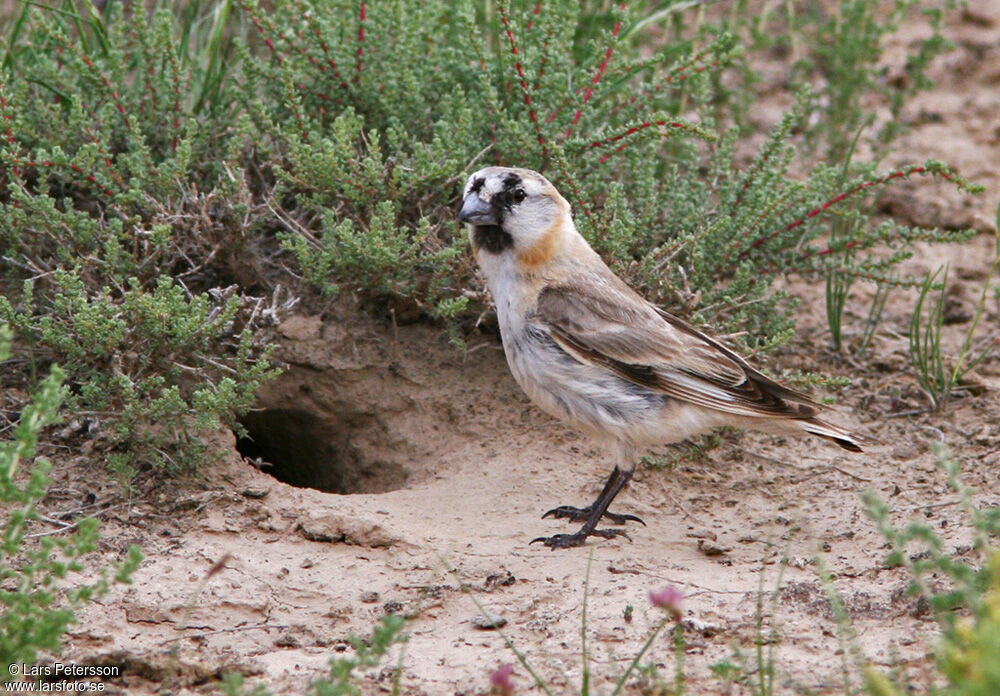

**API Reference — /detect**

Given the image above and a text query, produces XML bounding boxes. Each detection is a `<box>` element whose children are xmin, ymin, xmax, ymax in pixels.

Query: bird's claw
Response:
<box><xmin>530</xmin><ymin>528</ymin><xmax>631</xmax><ymax>550</ymax></box>
<box><xmin>542</xmin><ymin>505</ymin><xmax>645</xmax><ymax>526</ymax></box>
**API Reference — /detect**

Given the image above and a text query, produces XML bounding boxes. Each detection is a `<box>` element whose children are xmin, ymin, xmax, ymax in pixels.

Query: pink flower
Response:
<box><xmin>490</xmin><ymin>663</ymin><xmax>515</xmax><ymax>695</ymax></box>
<box><xmin>649</xmin><ymin>585</ymin><xmax>684</xmax><ymax>619</ymax></box>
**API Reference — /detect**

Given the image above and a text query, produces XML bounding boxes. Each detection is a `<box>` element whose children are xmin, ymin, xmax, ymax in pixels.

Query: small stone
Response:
<box><xmin>682</xmin><ymin>617</ymin><xmax>720</xmax><ymax>637</ymax></box>
<box><xmin>484</xmin><ymin>570</ymin><xmax>516</xmax><ymax>590</ymax></box>
<box><xmin>360</xmin><ymin>591</ymin><xmax>380</xmax><ymax>604</ymax></box>
<box><xmin>275</xmin><ymin>633</ymin><xmax>300</xmax><ymax>648</ymax></box>
<box><xmin>890</xmin><ymin>445</ymin><xmax>919</xmax><ymax>461</ymax></box>
<box><xmin>241</xmin><ymin>487</ymin><xmax>269</xmax><ymax>499</ymax></box>
<box><xmin>471</xmin><ymin>612</ymin><xmax>507</xmax><ymax>630</ymax></box>
<box><xmin>697</xmin><ymin>539</ymin><xmax>731</xmax><ymax>556</ymax></box>
<box><xmin>383</xmin><ymin>600</ymin><xmax>405</xmax><ymax>615</ymax></box>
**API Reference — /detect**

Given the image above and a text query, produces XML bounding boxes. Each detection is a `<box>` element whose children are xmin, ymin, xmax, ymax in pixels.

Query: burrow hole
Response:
<box><xmin>235</xmin><ymin>406</ymin><xmax>408</xmax><ymax>494</ymax></box>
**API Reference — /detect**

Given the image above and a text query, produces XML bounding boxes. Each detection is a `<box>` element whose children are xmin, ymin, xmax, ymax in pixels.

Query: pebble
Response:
<box><xmin>682</xmin><ymin>617</ymin><xmax>720</xmax><ymax>637</ymax></box>
<box><xmin>697</xmin><ymin>539</ymin><xmax>732</xmax><ymax>556</ymax></box>
<box><xmin>471</xmin><ymin>612</ymin><xmax>507</xmax><ymax>629</ymax></box>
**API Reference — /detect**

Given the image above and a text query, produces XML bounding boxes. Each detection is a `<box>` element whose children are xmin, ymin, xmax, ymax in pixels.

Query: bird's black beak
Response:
<box><xmin>458</xmin><ymin>195</ymin><xmax>499</xmax><ymax>226</ymax></box>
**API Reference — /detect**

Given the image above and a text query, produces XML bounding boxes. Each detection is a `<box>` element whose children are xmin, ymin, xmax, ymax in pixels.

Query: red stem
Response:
<box><xmin>526</xmin><ymin>0</ymin><xmax>543</xmax><ymax>30</ymax></box>
<box><xmin>720</xmin><ymin>144</ymin><xmax>783</xmax><ymax>263</ymax></box>
<box><xmin>554</xmin><ymin>159</ymin><xmax>592</xmax><ymax>219</ymax></box>
<box><xmin>0</xmin><ymin>91</ymin><xmax>20</xmax><ymax>178</ymax></box>
<box><xmin>545</xmin><ymin>95</ymin><xmax>572</xmax><ymax>125</ymax></box>
<box><xmin>497</xmin><ymin>1</ymin><xmax>546</xmax><ymax>153</ymax></box>
<box><xmin>738</xmin><ymin>165</ymin><xmax>952</xmax><ymax>260</ymax></box>
<box><xmin>54</xmin><ymin>34</ymin><xmax>127</xmax><ymax>118</ymax></box>
<box><xmin>589</xmin><ymin>120</ymin><xmax>693</xmax><ymax>163</ymax></box>
<box><xmin>301</xmin><ymin>5</ymin><xmax>351</xmax><ymax>92</ymax></box>
<box><xmin>610</xmin><ymin>52</ymin><xmax>721</xmax><ymax>118</ymax></box>
<box><xmin>81</xmin><ymin>123</ymin><xmax>120</xmax><ymax>185</ymax></box>
<box><xmin>5</xmin><ymin>156</ymin><xmax>115</xmax><ymax>197</ymax></box>
<box><xmin>355</xmin><ymin>2</ymin><xmax>366</xmax><ymax>85</ymax></box>
<box><xmin>565</xmin><ymin>2</ymin><xmax>626</xmax><ymax>138</ymax></box>
<box><xmin>532</xmin><ymin>18</ymin><xmax>554</xmax><ymax>93</ymax></box>
<box><xmin>238</xmin><ymin>1</ymin><xmax>283</xmax><ymax>63</ymax></box>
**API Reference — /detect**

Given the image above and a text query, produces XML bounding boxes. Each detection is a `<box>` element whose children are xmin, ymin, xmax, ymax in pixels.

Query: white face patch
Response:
<box><xmin>462</xmin><ymin>167</ymin><xmax>565</xmax><ymax>253</ymax></box>
<box><xmin>463</xmin><ymin>167</ymin><xmax>550</xmax><ymax>203</ymax></box>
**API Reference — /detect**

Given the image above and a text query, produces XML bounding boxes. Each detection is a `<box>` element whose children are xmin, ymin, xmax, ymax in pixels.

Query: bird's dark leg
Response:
<box><xmin>532</xmin><ymin>465</ymin><xmax>639</xmax><ymax>549</ymax></box>
<box><xmin>541</xmin><ymin>465</ymin><xmax>645</xmax><ymax>526</ymax></box>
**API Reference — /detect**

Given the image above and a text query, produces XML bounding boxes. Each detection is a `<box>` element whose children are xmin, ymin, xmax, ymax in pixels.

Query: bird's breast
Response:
<box><xmin>500</xmin><ymin>321</ymin><xmax>666</xmax><ymax>444</ymax></box>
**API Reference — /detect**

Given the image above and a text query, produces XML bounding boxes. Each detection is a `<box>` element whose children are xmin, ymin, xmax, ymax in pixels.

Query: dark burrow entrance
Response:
<box><xmin>235</xmin><ymin>407</ymin><xmax>409</xmax><ymax>494</ymax></box>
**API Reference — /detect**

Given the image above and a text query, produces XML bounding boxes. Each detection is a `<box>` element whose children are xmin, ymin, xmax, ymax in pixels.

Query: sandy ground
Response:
<box><xmin>23</xmin><ymin>2</ymin><xmax>1000</xmax><ymax>695</ymax></box>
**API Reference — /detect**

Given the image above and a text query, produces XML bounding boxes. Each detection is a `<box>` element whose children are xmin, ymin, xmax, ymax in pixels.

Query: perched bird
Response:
<box><xmin>459</xmin><ymin>166</ymin><xmax>862</xmax><ymax>549</ymax></box>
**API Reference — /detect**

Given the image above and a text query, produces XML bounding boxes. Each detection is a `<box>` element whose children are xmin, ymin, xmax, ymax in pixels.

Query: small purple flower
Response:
<box><xmin>649</xmin><ymin>585</ymin><xmax>684</xmax><ymax>619</ymax></box>
<box><xmin>490</xmin><ymin>663</ymin><xmax>515</xmax><ymax>695</ymax></box>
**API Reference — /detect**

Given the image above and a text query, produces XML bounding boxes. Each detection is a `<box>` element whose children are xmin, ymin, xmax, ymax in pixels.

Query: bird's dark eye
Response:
<box><xmin>512</xmin><ymin>189</ymin><xmax>526</xmax><ymax>203</ymax></box>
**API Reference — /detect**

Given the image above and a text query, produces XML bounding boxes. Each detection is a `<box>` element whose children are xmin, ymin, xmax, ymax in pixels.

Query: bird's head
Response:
<box><xmin>459</xmin><ymin>167</ymin><xmax>572</xmax><ymax>266</ymax></box>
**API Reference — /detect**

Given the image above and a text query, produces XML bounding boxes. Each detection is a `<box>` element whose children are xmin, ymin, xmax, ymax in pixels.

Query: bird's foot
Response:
<box><xmin>542</xmin><ymin>504</ymin><xmax>645</xmax><ymax>526</ymax></box>
<box><xmin>530</xmin><ymin>527</ymin><xmax>631</xmax><ymax>550</ymax></box>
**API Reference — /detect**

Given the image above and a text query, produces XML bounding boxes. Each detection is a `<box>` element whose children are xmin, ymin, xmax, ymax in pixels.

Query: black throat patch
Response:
<box><xmin>468</xmin><ymin>172</ymin><xmax>522</xmax><ymax>255</ymax></box>
<box><xmin>472</xmin><ymin>224</ymin><xmax>514</xmax><ymax>254</ymax></box>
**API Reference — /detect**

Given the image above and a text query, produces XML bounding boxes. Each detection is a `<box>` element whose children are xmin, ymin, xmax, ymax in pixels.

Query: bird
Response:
<box><xmin>458</xmin><ymin>166</ymin><xmax>862</xmax><ymax>549</ymax></box>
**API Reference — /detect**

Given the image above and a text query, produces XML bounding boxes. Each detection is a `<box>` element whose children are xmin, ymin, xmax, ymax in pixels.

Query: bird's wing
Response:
<box><xmin>533</xmin><ymin>278</ymin><xmax>822</xmax><ymax>419</ymax></box>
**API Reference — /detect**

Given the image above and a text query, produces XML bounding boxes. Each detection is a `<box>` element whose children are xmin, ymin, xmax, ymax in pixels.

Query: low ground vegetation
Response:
<box><xmin>0</xmin><ymin>0</ymin><xmax>997</xmax><ymax>693</ymax></box>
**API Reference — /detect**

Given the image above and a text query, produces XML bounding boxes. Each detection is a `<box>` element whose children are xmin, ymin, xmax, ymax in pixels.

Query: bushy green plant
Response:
<box><xmin>0</xmin><ymin>2</ymin><xmax>278</xmax><ymax>474</ymax></box>
<box><xmin>0</xmin><ymin>273</ymin><xmax>277</xmax><ymax>474</ymax></box>
<box><xmin>937</xmin><ymin>551</ymin><xmax>1000</xmax><ymax>695</ymax></box>
<box><xmin>753</xmin><ymin>0</ymin><xmax>963</xmax><ymax>352</ymax></box>
<box><xmin>862</xmin><ymin>444</ymin><xmax>1000</xmax><ymax>694</ymax></box>
<box><xmin>0</xmin><ymin>326</ymin><xmax>142</xmax><ymax>680</ymax></box>
<box><xmin>237</xmin><ymin>0</ymin><xmax>978</xmax><ymax>351</ymax></box>
<box><xmin>778</xmin><ymin>0</ymin><xmax>956</xmax><ymax>163</ymax></box>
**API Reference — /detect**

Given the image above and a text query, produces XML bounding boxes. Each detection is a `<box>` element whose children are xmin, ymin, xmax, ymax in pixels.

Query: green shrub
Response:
<box><xmin>0</xmin><ymin>325</ymin><xmax>142</xmax><ymax>679</ymax></box>
<box><xmin>938</xmin><ymin>551</ymin><xmax>1000</xmax><ymax>695</ymax></box>
<box><xmin>863</xmin><ymin>444</ymin><xmax>1000</xmax><ymax>694</ymax></box>
<box><xmin>779</xmin><ymin>0</ymin><xmax>957</xmax><ymax>163</ymax></box>
<box><xmin>0</xmin><ymin>273</ymin><xmax>277</xmax><ymax>475</ymax></box>
<box><xmin>238</xmin><ymin>0</ymin><xmax>979</xmax><ymax>350</ymax></box>
<box><xmin>0</xmin><ymin>0</ymin><xmax>984</xmax><ymax>480</ymax></box>
<box><xmin>0</xmin><ymin>2</ymin><xmax>278</xmax><ymax>474</ymax></box>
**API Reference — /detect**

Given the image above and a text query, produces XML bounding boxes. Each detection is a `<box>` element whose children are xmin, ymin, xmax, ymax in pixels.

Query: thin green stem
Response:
<box><xmin>948</xmin><ymin>237</ymin><xmax>1000</xmax><ymax>390</ymax></box>
<box><xmin>437</xmin><ymin>554</ymin><xmax>556</xmax><ymax>696</ymax></box>
<box><xmin>611</xmin><ymin>617</ymin><xmax>672</xmax><ymax>696</ymax></box>
<box><xmin>673</xmin><ymin>622</ymin><xmax>685</xmax><ymax>695</ymax></box>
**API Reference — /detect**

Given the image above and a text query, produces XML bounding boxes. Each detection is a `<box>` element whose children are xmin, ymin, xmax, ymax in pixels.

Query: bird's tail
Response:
<box><xmin>798</xmin><ymin>417</ymin><xmax>863</xmax><ymax>452</ymax></box>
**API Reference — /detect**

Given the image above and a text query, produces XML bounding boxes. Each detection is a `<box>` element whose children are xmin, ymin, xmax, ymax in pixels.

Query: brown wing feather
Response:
<box><xmin>534</xmin><ymin>277</ymin><xmax>822</xmax><ymax>420</ymax></box>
